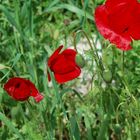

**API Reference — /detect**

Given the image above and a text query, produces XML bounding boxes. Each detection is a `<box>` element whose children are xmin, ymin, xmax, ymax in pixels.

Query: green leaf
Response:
<box><xmin>70</xmin><ymin>116</ymin><xmax>80</xmax><ymax>140</ymax></box>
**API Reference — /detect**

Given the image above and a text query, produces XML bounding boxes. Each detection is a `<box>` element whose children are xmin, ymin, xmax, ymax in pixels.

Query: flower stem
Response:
<box><xmin>73</xmin><ymin>30</ymin><xmax>104</xmax><ymax>76</ymax></box>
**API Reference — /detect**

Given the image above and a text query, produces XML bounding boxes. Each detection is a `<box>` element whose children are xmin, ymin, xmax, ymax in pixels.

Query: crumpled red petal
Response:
<box><xmin>26</xmin><ymin>80</ymin><xmax>44</xmax><ymax>102</ymax></box>
<box><xmin>4</xmin><ymin>77</ymin><xmax>30</xmax><ymax>101</ymax></box>
<box><xmin>54</xmin><ymin>66</ymin><xmax>81</xmax><ymax>83</ymax></box>
<box><xmin>4</xmin><ymin>77</ymin><xmax>43</xmax><ymax>102</ymax></box>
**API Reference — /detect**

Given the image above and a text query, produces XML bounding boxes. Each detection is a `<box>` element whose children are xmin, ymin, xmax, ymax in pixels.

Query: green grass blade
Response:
<box><xmin>70</xmin><ymin>116</ymin><xmax>80</xmax><ymax>140</ymax></box>
<box><xmin>44</xmin><ymin>4</ymin><xmax>93</xmax><ymax>21</ymax></box>
<box><xmin>0</xmin><ymin>5</ymin><xmax>21</xmax><ymax>32</ymax></box>
<box><xmin>97</xmin><ymin>114</ymin><xmax>110</xmax><ymax>140</ymax></box>
<box><xmin>0</xmin><ymin>112</ymin><xmax>24</xmax><ymax>140</ymax></box>
<box><xmin>11</xmin><ymin>53</ymin><xmax>21</xmax><ymax>67</ymax></box>
<box><xmin>84</xmin><ymin>116</ymin><xmax>93</xmax><ymax>140</ymax></box>
<box><xmin>47</xmin><ymin>0</ymin><xmax>60</xmax><ymax>9</ymax></box>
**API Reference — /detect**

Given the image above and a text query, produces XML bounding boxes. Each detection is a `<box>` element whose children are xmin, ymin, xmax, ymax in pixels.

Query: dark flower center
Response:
<box><xmin>122</xmin><ymin>27</ymin><xmax>129</xmax><ymax>33</ymax></box>
<box><xmin>15</xmin><ymin>83</ymin><xmax>20</xmax><ymax>88</ymax></box>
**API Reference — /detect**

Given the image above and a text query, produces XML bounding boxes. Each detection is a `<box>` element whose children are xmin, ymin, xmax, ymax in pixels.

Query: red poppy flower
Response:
<box><xmin>48</xmin><ymin>45</ymin><xmax>81</xmax><ymax>83</ymax></box>
<box><xmin>4</xmin><ymin>77</ymin><xmax>44</xmax><ymax>102</ymax></box>
<box><xmin>94</xmin><ymin>0</ymin><xmax>140</xmax><ymax>51</ymax></box>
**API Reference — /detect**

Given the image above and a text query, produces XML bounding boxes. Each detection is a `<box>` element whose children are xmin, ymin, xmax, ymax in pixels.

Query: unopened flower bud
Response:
<box><xmin>103</xmin><ymin>69</ymin><xmax>112</xmax><ymax>83</ymax></box>
<box><xmin>75</xmin><ymin>54</ymin><xmax>85</xmax><ymax>68</ymax></box>
<box><xmin>114</xmin><ymin>124</ymin><xmax>122</xmax><ymax>134</ymax></box>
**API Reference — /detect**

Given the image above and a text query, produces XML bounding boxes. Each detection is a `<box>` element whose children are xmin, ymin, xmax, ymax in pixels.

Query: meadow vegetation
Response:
<box><xmin>1</xmin><ymin>0</ymin><xmax>140</xmax><ymax>139</ymax></box>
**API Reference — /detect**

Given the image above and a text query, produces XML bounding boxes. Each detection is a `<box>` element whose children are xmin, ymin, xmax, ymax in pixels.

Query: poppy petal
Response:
<box><xmin>107</xmin><ymin>3</ymin><xmax>133</xmax><ymax>34</ymax></box>
<box><xmin>26</xmin><ymin>80</ymin><xmax>44</xmax><ymax>102</ymax></box>
<box><xmin>4</xmin><ymin>77</ymin><xmax>30</xmax><ymax>101</ymax></box>
<box><xmin>95</xmin><ymin>5</ymin><xmax>132</xmax><ymax>50</ymax></box>
<box><xmin>54</xmin><ymin>66</ymin><xmax>81</xmax><ymax>83</ymax></box>
<box><xmin>61</xmin><ymin>49</ymin><xmax>77</xmax><ymax>62</ymax></box>
<box><xmin>48</xmin><ymin>45</ymin><xmax>63</xmax><ymax>66</ymax></box>
<box><xmin>51</xmin><ymin>55</ymin><xmax>76</xmax><ymax>74</ymax></box>
<box><xmin>13</xmin><ymin>81</ymin><xmax>30</xmax><ymax>100</ymax></box>
<box><xmin>106</xmin><ymin>0</ymin><xmax>137</xmax><ymax>11</ymax></box>
<box><xmin>129</xmin><ymin>22</ymin><xmax>140</xmax><ymax>40</ymax></box>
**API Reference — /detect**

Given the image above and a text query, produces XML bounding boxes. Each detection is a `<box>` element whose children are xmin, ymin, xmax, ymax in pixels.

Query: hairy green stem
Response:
<box><xmin>122</xmin><ymin>51</ymin><xmax>125</xmax><ymax>74</ymax></box>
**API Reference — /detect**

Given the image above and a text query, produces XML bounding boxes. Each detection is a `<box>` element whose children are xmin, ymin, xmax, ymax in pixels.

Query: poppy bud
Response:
<box><xmin>103</xmin><ymin>69</ymin><xmax>112</xmax><ymax>83</ymax></box>
<box><xmin>75</xmin><ymin>54</ymin><xmax>85</xmax><ymax>68</ymax></box>
<box><xmin>114</xmin><ymin>124</ymin><xmax>122</xmax><ymax>134</ymax></box>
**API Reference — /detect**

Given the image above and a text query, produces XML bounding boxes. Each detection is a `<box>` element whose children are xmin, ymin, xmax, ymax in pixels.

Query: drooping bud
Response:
<box><xmin>113</xmin><ymin>124</ymin><xmax>122</xmax><ymax>134</ymax></box>
<box><xmin>75</xmin><ymin>54</ymin><xmax>85</xmax><ymax>68</ymax></box>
